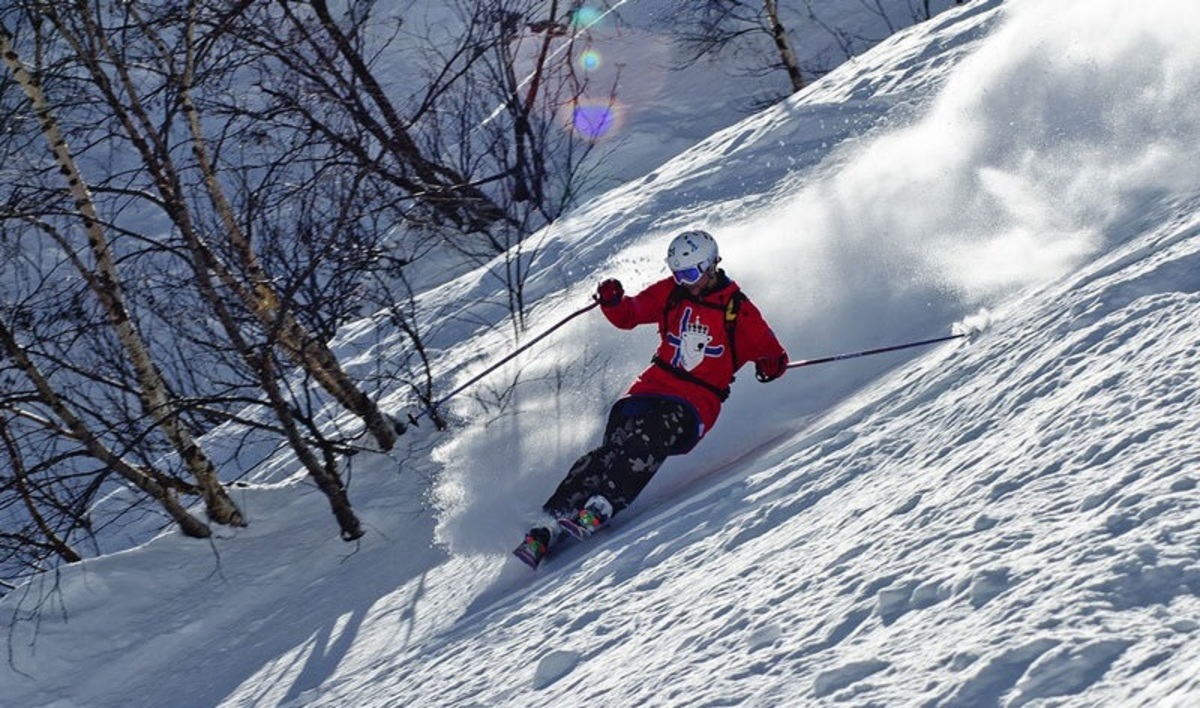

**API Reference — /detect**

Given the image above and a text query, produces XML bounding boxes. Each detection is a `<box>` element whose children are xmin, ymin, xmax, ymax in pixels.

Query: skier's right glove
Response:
<box><xmin>755</xmin><ymin>354</ymin><xmax>788</xmax><ymax>383</ymax></box>
<box><xmin>597</xmin><ymin>278</ymin><xmax>624</xmax><ymax>307</ymax></box>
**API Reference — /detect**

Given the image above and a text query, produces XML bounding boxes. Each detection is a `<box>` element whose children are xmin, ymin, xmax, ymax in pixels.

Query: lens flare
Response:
<box><xmin>578</xmin><ymin>49</ymin><xmax>602</xmax><ymax>72</ymax></box>
<box><xmin>565</xmin><ymin>99</ymin><xmax>624</xmax><ymax>142</ymax></box>
<box><xmin>571</xmin><ymin>7</ymin><xmax>604</xmax><ymax>28</ymax></box>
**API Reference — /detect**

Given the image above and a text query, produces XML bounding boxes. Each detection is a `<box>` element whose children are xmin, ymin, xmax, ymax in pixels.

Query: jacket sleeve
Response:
<box><xmin>737</xmin><ymin>299</ymin><xmax>788</xmax><ymax>368</ymax></box>
<box><xmin>601</xmin><ymin>277</ymin><xmax>674</xmax><ymax>330</ymax></box>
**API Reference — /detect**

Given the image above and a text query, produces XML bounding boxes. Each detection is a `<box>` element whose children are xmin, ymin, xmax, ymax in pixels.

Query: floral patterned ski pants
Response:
<box><xmin>542</xmin><ymin>396</ymin><xmax>701</xmax><ymax>518</ymax></box>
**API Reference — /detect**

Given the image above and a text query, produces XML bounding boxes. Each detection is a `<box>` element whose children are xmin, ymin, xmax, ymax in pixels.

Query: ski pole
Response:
<box><xmin>400</xmin><ymin>300</ymin><xmax>601</xmax><ymax>431</ymax></box>
<box><xmin>786</xmin><ymin>332</ymin><xmax>966</xmax><ymax>369</ymax></box>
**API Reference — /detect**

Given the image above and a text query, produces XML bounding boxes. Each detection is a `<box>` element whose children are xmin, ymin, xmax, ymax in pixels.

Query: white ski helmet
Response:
<box><xmin>666</xmin><ymin>230</ymin><xmax>719</xmax><ymax>284</ymax></box>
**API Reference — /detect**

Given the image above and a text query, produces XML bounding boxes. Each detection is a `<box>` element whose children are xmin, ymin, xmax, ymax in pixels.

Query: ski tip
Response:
<box><xmin>512</xmin><ymin>547</ymin><xmax>542</xmax><ymax>570</ymax></box>
<box><xmin>557</xmin><ymin>517</ymin><xmax>588</xmax><ymax>541</ymax></box>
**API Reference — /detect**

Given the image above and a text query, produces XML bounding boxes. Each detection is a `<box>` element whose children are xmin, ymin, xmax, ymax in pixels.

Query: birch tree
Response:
<box><xmin>0</xmin><ymin>314</ymin><xmax>212</xmax><ymax>542</ymax></box>
<box><xmin>0</xmin><ymin>0</ymin><xmax>629</xmax><ymax>578</ymax></box>
<box><xmin>666</xmin><ymin>0</ymin><xmax>805</xmax><ymax>103</ymax></box>
<box><xmin>1</xmin><ymin>22</ymin><xmax>245</xmax><ymax>527</ymax></box>
<box><xmin>31</xmin><ymin>0</ymin><xmax>398</xmax><ymax>453</ymax></box>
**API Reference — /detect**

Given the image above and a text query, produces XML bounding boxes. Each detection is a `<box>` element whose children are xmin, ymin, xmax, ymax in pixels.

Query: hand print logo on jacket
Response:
<box><xmin>668</xmin><ymin>306</ymin><xmax>725</xmax><ymax>371</ymax></box>
<box><xmin>598</xmin><ymin>272</ymin><xmax>787</xmax><ymax>435</ymax></box>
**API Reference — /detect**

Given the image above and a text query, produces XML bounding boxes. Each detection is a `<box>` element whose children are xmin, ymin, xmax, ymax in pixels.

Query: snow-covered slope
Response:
<box><xmin>3</xmin><ymin>0</ymin><xmax>1200</xmax><ymax>705</ymax></box>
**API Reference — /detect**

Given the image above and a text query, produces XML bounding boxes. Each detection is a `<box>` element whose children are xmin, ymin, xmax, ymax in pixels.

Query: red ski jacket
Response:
<box><xmin>601</xmin><ymin>272</ymin><xmax>788</xmax><ymax>438</ymax></box>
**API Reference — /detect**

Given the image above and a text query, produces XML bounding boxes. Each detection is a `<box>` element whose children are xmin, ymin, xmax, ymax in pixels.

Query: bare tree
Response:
<box><xmin>1</xmin><ymin>21</ymin><xmax>246</xmax><ymax>528</ymax></box>
<box><xmin>665</xmin><ymin>0</ymin><xmax>960</xmax><ymax>109</ymax></box>
<box><xmin>665</xmin><ymin>0</ymin><xmax>805</xmax><ymax>105</ymax></box>
<box><xmin>765</xmin><ymin>0</ymin><xmax>805</xmax><ymax>93</ymax></box>
<box><xmin>0</xmin><ymin>0</ymin><xmax>628</xmax><ymax>589</ymax></box>
<box><xmin>467</xmin><ymin>0</ymin><xmax>612</xmax><ymax>330</ymax></box>
<box><xmin>0</xmin><ymin>417</ymin><xmax>84</xmax><ymax>568</ymax></box>
<box><xmin>0</xmin><ymin>314</ymin><xmax>212</xmax><ymax>541</ymax></box>
<box><xmin>0</xmin><ymin>1</ymin><xmax>374</xmax><ymax>559</ymax></box>
<box><xmin>33</xmin><ymin>0</ymin><xmax>399</xmax><ymax>453</ymax></box>
<box><xmin>227</xmin><ymin>0</ymin><xmax>610</xmax><ymax>328</ymax></box>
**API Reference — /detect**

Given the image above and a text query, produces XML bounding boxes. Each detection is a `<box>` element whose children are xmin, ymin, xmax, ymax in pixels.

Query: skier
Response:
<box><xmin>514</xmin><ymin>230</ymin><xmax>789</xmax><ymax>568</ymax></box>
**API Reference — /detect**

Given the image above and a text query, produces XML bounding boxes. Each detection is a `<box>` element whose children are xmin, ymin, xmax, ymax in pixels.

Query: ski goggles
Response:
<box><xmin>671</xmin><ymin>261</ymin><xmax>711</xmax><ymax>285</ymax></box>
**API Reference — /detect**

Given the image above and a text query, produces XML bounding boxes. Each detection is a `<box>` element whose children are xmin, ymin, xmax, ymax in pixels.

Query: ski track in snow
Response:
<box><xmin>3</xmin><ymin>0</ymin><xmax>1200</xmax><ymax>706</ymax></box>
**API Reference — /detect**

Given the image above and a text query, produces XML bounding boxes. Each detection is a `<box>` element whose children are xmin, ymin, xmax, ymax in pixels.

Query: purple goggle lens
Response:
<box><xmin>672</xmin><ymin>265</ymin><xmax>705</xmax><ymax>285</ymax></box>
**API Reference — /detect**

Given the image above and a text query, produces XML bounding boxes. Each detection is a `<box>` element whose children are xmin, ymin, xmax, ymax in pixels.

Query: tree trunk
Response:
<box><xmin>0</xmin><ymin>317</ymin><xmax>213</xmax><ymax>539</ymax></box>
<box><xmin>763</xmin><ymin>0</ymin><xmax>805</xmax><ymax>93</ymax></box>
<box><xmin>177</xmin><ymin>3</ymin><xmax>396</xmax><ymax>452</ymax></box>
<box><xmin>305</xmin><ymin>0</ymin><xmax>511</xmax><ymax>233</ymax></box>
<box><xmin>259</xmin><ymin>352</ymin><xmax>363</xmax><ymax>541</ymax></box>
<box><xmin>35</xmin><ymin>4</ymin><xmax>397</xmax><ymax>454</ymax></box>
<box><xmin>1</xmin><ymin>24</ymin><xmax>243</xmax><ymax>528</ymax></box>
<box><xmin>1</xmin><ymin>420</ymin><xmax>84</xmax><ymax>563</ymax></box>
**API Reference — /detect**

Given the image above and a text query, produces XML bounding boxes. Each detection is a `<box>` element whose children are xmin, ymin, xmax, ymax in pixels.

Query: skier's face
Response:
<box><xmin>684</xmin><ymin>269</ymin><xmax>715</xmax><ymax>296</ymax></box>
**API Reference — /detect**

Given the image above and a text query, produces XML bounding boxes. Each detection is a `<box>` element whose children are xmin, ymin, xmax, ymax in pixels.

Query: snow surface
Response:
<box><xmin>4</xmin><ymin>0</ymin><xmax>1200</xmax><ymax>705</ymax></box>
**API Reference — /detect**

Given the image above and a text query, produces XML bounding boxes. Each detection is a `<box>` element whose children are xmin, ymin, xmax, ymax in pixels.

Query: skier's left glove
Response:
<box><xmin>755</xmin><ymin>354</ymin><xmax>787</xmax><ymax>383</ymax></box>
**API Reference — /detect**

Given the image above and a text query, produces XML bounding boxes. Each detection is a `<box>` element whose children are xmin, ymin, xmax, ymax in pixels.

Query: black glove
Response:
<box><xmin>755</xmin><ymin>354</ymin><xmax>788</xmax><ymax>383</ymax></box>
<box><xmin>597</xmin><ymin>278</ymin><xmax>624</xmax><ymax>307</ymax></box>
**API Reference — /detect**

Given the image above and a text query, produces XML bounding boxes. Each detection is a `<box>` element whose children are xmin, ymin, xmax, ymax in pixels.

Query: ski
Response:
<box><xmin>512</xmin><ymin>544</ymin><xmax>543</xmax><ymax>570</ymax></box>
<box><xmin>556</xmin><ymin>516</ymin><xmax>596</xmax><ymax>541</ymax></box>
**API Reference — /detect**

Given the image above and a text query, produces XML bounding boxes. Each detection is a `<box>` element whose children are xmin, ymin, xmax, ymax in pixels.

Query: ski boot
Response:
<box><xmin>512</xmin><ymin>526</ymin><xmax>553</xmax><ymax>570</ymax></box>
<box><xmin>557</xmin><ymin>495</ymin><xmax>613</xmax><ymax>541</ymax></box>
